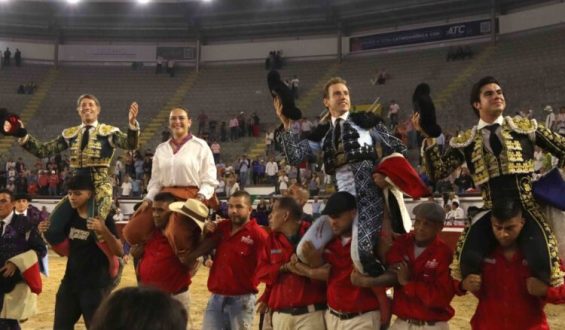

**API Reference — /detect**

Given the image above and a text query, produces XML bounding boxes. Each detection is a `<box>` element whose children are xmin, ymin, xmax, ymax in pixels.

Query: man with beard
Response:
<box><xmin>185</xmin><ymin>191</ymin><xmax>268</xmax><ymax>330</ymax></box>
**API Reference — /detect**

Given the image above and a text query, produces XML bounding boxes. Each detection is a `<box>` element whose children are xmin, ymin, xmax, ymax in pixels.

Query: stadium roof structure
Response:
<box><xmin>0</xmin><ymin>0</ymin><xmax>554</xmax><ymax>42</ymax></box>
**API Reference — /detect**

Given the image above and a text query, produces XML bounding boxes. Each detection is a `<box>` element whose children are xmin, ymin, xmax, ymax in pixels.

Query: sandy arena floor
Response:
<box><xmin>21</xmin><ymin>251</ymin><xmax>565</xmax><ymax>330</ymax></box>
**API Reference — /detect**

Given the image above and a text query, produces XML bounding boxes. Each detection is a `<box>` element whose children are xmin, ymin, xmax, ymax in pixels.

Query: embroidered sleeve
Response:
<box><xmin>110</xmin><ymin>128</ymin><xmax>139</xmax><ymax>150</ymax></box>
<box><xmin>21</xmin><ymin>134</ymin><xmax>69</xmax><ymax>159</ymax></box>
<box><xmin>422</xmin><ymin>144</ymin><xmax>465</xmax><ymax>182</ymax></box>
<box><xmin>534</xmin><ymin>125</ymin><xmax>565</xmax><ymax>167</ymax></box>
<box><xmin>370</xmin><ymin>123</ymin><xmax>407</xmax><ymax>156</ymax></box>
<box><xmin>276</xmin><ymin>129</ymin><xmax>319</xmax><ymax>166</ymax></box>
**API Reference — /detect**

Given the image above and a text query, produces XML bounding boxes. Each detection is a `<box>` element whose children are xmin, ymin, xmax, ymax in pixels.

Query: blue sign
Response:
<box><xmin>350</xmin><ymin>19</ymin><xmax>498</xmax><ymax>52</ymax></box>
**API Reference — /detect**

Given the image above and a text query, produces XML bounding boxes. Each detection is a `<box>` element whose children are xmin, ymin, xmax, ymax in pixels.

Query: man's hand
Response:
<box><xmin>285</xmin><ymin>262</ymin><xmax>308</xmax><ymax>277</ymax></box>
<box><xmin>0</xmin><ymin>261</ymin><xmax>17</xmax><ymax>278</ymax></box>
<box><xmin>372</xmin><ymin>172</ymin><xmax>389</xmax><ymax>189</ymax></box>
<box><xmin>134</xmin><ymin>200</ymin><xmax>152</xmax><ymax>216</ymax></box>
<box><xmin>350</xmin><ymin>268</ymin><xmax>372</xmax><ymax>287</ymax></box>
<box><xmin>87</xmin><ymin>217</ymin><xmax>107</xmax><ymax>235</ymax></box>
<box><xmin>300</xmin><ymin>240</ymin><xmax>320</xmax><ymax>265</ymax></box>
<box><xmin>391</xmin><ymin>261</ymin><xmax>410</xmax><ymax>286</ymax></box>
<box><xmin>526</xmin><ymin>277</ymin><xmax>549</xmax><ymax>297</ymax></box>
<box><xmin>38</xmin><ymin>220</ymin><xmax>50</xmax><ymax>233</ymax></box>
<box><xmin>256</xmin><ymin>301</ymin><xmax>269</xmax><ymax>314</ymax></box>
<box><xmin>411</xmin><ymin>113</ymin><xmax>422</xmax><ymax>133</ymax></box>
<box><xmin>273</xmin><ymin>96</ymin><xmax>291</xmax><ymax>130</ymax></box>
<box><xmin>129</xmin><ymin>102</ymin><xmax>139</xmax><ymax>126</ymax></box>
<box><xmin>462</xmin><ymin>274</ymin><xmax>482</xmax><ymax>293</ymax></box>
<box><xmin>204</xmin><ymin>221</ymin><xmax>218</xmax><ymax>234</ymax></box>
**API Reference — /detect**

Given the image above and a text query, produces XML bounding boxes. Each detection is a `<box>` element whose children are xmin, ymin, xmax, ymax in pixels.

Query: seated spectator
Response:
<box><xmin>90</xmin><ymin>286</ymin><xmax>188</xmax><ymax>330</ymax></box>
<box><xmin>446</xmin><ymin>201</ymin><xmax>465</xmax><ymax>224</ymax></box>
<box><xmin>17</xmin><ymin>84</ymin><xmax>25</xmax><ymax>94</ymax></box>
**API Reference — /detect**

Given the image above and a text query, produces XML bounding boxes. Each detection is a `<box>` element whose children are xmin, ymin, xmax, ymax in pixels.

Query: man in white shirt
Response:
<box><xmin>120</xmin><ymin>176</ymin><xmax>133</xmax><ymax>197</ymax></box>
<box><xmin>265</xmin><ymin>157</ymin><xmax>279</xmax><ymax>189</ymax></box>
<box><xmin>446</xmin><ymin>201</ymin><xmax>465</xmax><ymax>223</ymax></box>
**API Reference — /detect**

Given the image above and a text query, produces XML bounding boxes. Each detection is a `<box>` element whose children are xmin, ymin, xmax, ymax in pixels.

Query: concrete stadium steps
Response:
<box><xmin>1</xmin><ymin>67</ymin><xmax>59</xmax><ymax>158</ymax></box>
<box><xmin>294</xmin><ymin>62</ymin><xmax>341</xmax><ymax>117</ymax></box>
<box><xmin>337</xmin><ymin>46</ymin><xmax>472</xmax><ymax>125</ymax></box>
<box><xmin>25</xmin><ymin>66</ymin><xmax>190</xmax><ymax>141</ymax></box>
<box><xmin>438</xmin><ymin>26</ymin><xmax>565</xmax><ymax>130</ymax></box>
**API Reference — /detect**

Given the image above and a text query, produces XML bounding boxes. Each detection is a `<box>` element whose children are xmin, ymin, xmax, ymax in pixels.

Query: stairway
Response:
<box><xmin>138</xmin><ymin>70</ymin><xmax>199</xmax><ymax>150</ymax></box>
<box><xmin>245</xmin><ymin>62</ymin><xmax>341</xmax><ymax>160</ymax></box>
<box><xmin>434</xmin><ymin>45</ymin><xmax>496</xmax><ymax>110</ymax></box>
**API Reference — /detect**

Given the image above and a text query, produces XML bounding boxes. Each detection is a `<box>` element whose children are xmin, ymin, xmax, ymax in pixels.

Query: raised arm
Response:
<box><xmin>111</xmin><ymin>102</ymin><xmax>140</xmax><ymax>150</ymax></box>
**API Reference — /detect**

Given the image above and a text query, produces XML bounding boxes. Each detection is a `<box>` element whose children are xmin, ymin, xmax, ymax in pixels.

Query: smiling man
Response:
<box><xmin>14</xmin><ymin>94</ymin><xmax>139</xmax><ymax>250</ymax></box>
<box><xmin>415</xmin><ymin>76</ymin><xmax>565</xmax><ymax>287</ymax></box>
<box><xmin>274</xmin><ymin>77</ymin><xmax>413</xmax><ymax>279</ymax></box>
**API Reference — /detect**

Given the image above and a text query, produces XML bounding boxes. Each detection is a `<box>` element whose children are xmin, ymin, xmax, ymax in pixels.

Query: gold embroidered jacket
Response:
<box><xmin>422</xmin><ymin>116</ymin><xmax>565</xmax><ymax>206</ymax></box>
<box><xmin>21</xmin><ymin>123</ymin><xmax>139</xmax><ymax>169</ymax></box>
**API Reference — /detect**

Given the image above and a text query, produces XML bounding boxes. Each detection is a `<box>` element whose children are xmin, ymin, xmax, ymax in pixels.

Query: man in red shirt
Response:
<box><xmin>351</xmin><ymin>201</ymin><xmax>455</xmax><ymax>329</ymax></box>
<box><xmin>297</xmin><ymin>191</ymin><xmax>381</xmax><ymax>329</ymax></box>
<box><xmin>460</xmin><ymin>199</ymin><xmax>565</xmax><ymax>330</ymax></box>
<box><xmin>196</xmin><ymin>190</ymin><xmax>268</xmax><ymax>330</ymax></box>
<box><xmin>255</xmin><ymin>197</ymin><xmax>326</xmax><ymax>329</ymax></box>
<box><xmin>135</xmin><ymin>192</ymin><xmax>208</xmax><ymax>329</ymax></box>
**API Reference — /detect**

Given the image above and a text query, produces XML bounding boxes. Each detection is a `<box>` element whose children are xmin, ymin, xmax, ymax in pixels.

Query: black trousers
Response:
<box><xmin>460</xmin><ymin>210</ymin><xmax>551</xmax><ymax>284</ymax></box>
<box><xmin>54</xmin><ymin>281</ymin><xmax>111</xmax><ymax>330</ymax></box>
<box><xmin>0</xmin><ymin>319</ymin><xmax>20</xmax><ymax>330</ymax></box>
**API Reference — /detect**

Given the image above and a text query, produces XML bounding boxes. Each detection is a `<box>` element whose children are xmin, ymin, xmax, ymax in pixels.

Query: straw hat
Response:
<box><xmin>168</xmin><ymin>198</ymin><xmax>209</xmax><ymax>230</ymax></box>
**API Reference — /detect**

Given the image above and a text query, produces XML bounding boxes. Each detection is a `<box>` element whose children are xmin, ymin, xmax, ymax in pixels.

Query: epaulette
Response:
<box><xmin>505</xmin><ymin>116</ymin><xmax>537</xmax><ymax>134</ymax></box>
<box><xmin>349</xmin><ymin>111</ymin><xmax>384</xmax><ymax>129</ymax></box>
<box><xmin>62</xmin><ymin>125</ymin><xmax>81</xmax><ymax>139</ymax></box>
<box><xmin>449</xmin><ymin>127</ymin><xmax>477</xmax><ymax>148</ymax></box>
<box><xmin>306</xmin><ymin>122</ymin><xmax>330</xmax><ymax>142</ymax></box>
<box><xmin>97</xmin><ymin>124</ymin><xmax>120</xmax><ymax>136</ymax></box>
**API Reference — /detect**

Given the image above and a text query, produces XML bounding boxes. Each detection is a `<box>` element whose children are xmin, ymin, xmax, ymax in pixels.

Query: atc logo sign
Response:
<box><xmin>447</xmin><ymin>25</ymin><xmax>466</xmax><ymax>36</ymax></box>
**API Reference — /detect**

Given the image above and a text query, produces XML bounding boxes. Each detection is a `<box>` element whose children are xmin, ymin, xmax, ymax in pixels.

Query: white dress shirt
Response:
<box><xmin>145</xmin><ymin>136</ymin><xmax>218</xmax><ymax>201</ymax></box>
<box><xmin>1</xmin><ymin>212</ymin><xmax>14</xmax><ymax>236</ymax></box>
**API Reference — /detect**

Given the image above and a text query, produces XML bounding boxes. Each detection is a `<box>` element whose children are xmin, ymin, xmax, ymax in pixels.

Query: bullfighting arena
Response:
<box><xmin>21</xmin><ymin>250</ymin><xmax>565</xmax><ymax>330</ymax></box>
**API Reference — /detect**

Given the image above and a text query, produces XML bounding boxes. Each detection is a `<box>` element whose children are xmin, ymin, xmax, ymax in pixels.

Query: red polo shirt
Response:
<box><xmin>324</xmin><ymin>236</ymin><xmax>379</xmax><ymax>313</ymax></box>
<box><xmin>207</xmin><ymin>219</ymin><xmax>268</xmax><ymax>295</ymax></box>
<box><xmin>138</xmin><ymin>229</ymin><xmax>191</xmax><ymax>294</ymax></box>
<box><xmin>386</xmin><ymin>233</ymin><xmax>455</xmax><ymax>322</ymax></box>
<box><xmin>255</xmin><ymin>222</ymin><xmax>326</xmax><ymax>310</ymax></box>
<box><xmin>471</xmin><ymin>248</ymin><xmax>551</xmax><ymax>330</ymax></box>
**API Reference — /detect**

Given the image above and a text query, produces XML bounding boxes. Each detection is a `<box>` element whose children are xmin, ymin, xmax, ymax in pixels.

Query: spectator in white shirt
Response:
<box><xmin>265</xmin><ymin>157</ymin><xmax>279</xmax><ymax>189</ymax></box>
<box><xmin>121</xmin><ymin>176</ymin><xmax>132</xmax><ymax>197</ymax></box>
<box><xmin>446</xmin><ymin>201</ymin><xmax>465</xmax><ymax>224</ymax></box>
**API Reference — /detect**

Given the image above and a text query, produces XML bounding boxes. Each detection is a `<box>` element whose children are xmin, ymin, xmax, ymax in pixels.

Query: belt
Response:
<box><xmin>276</xmin><ymin>303</ymin><xmax>327</xmax><ymax>316</ymax></box>
<box><xmin>329</xmin><ymin>308</ymin><xmax>371</xmax><ymax>320</ymax></box>
<box><xmin>400</xmin><ymin>318</ymin><xmax>437</xmax><ymax>326</ymax></box>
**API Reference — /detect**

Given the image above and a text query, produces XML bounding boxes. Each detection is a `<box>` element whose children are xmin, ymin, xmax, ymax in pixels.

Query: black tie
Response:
<box><xmin>81</xmin><ymin>125</ymin><xmax>92</xmax><ymax>150</ymax></box>
<box><xmin>486</xmin><ymin>124</ymin><xmax>502</xmax><ymax>156</ymax></box>
<box><xmin>0</xmin><ymin>220</ymin><xmax>4</xmax><ymax>237</ymax></box>
<box><xmin>333</xmin><ymin>118</ymin><xmax>342</xmax><ymax>149</ymax></box>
